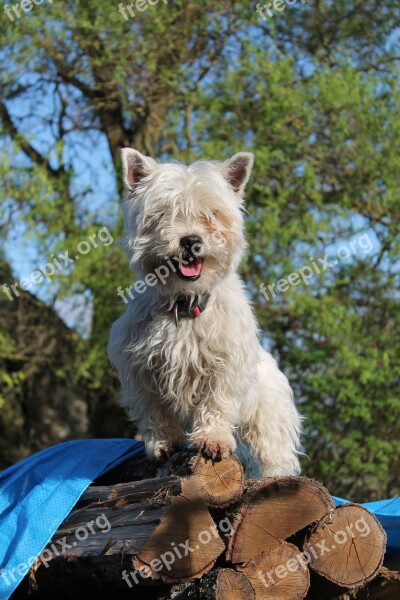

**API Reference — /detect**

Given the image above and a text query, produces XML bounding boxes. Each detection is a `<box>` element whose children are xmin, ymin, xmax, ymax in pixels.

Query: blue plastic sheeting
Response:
<box><xmin>333</xmin><ymin>496</ymin><xmax>400</xmax><ymax>553</ymax></box>
<box><xmin>0</xmin><ymin>439</ymin><xmax>144</xmax><ymax>599</ymax></box>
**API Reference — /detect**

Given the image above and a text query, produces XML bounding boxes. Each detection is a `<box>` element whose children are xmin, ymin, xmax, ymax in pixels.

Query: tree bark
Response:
<box><xmin>354</xmin><ymin>566</ymin><xmax>400</xmax><ymax>600</ymax></box>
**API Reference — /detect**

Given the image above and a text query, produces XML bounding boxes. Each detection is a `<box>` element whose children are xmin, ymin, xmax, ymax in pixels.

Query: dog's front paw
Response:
<box><xmin>195</xmin><ymin>435</ymin><xmax>236</xmax><ymax>460</ymax></box>
<box><xmin>146</xmin><ymin>440</ymin><xmax>183</xmax><ymax>461</ymax></box>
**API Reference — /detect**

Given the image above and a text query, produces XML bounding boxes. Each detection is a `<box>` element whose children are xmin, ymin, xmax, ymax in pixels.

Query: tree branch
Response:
<box><xmin>0</xmin><ymin>100</ymin><xmax>62</xmax><ymax>178</ymax></box>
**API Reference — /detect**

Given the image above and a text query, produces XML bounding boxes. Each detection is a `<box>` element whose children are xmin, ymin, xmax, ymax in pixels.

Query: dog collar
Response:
<box><xmin>172</xmin><ymin>293</ymin><xmax>210</xmax><ymax>326</ymax></box>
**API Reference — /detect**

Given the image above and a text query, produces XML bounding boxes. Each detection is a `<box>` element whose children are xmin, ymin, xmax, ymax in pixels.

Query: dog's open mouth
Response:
<box><xmin>174</xmin><ymin>256</ymin><xmax>204</xmax><ymax>281</ymax></box>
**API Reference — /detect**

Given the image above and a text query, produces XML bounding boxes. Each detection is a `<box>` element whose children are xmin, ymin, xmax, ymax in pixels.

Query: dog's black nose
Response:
<box><xmin>180</xmin><ymin>235</ymin><xmax>203</xmax><ymax>255</ymax></box>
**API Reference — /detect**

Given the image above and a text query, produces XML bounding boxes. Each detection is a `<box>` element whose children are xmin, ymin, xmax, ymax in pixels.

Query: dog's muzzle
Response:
<box><xmin>173</xmin><ymin>235</ymin><xmax>204</xmax><ymax>281</ymax></box>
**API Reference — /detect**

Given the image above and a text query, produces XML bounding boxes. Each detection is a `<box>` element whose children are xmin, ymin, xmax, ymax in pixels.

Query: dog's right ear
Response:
<box><xmin>121</xmin><ymin>148</ymin><xmax>157</xmax><ymax>192</ymax></box>
<box><xmin>222</xmin><ymin>152</ymin><xmax>254</xmax><ymax>196</ymax></box>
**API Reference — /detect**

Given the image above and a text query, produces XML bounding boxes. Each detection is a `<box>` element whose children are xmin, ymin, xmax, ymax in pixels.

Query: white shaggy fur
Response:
<box><xmin>108</xmin><ymin>149</ymin><xmax>302</xmax><ymax>476</ymax></box>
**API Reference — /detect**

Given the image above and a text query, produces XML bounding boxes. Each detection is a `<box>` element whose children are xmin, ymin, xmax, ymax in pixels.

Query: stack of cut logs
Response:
<box><xmin>28</xmin><ymin>450</ymin><xmax>400</xmax><ymax>600</ymax></box>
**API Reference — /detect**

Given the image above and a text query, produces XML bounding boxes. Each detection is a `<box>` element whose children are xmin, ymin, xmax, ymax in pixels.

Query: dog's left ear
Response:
<box><xmin>222</xmin><ymin>152</ymin><xmax>254</xmax><ymax>195</ymax></box>
<box><xmin>121</xmin><ymin>148</ymin><xmax>157</xmax><ymax>192</ymax></box>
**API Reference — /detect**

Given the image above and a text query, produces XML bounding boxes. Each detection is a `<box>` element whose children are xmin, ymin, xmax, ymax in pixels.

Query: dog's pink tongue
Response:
<box><xmin>180</xmin><ymin>258</ymin><xmax>203</xmax><ymax>277</ymax></box>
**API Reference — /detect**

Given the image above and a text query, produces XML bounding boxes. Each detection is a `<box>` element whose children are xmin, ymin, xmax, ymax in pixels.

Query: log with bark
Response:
<box><xmin>13</xmin><ymin>448</ymin><xmax>396</xmax><ymax>600</ymax></box>
<box><xmin>307</xmin><ymin>503</ymin><xmax>386</xmax><ymax>589</ymax></box>
<box><xmin>226</xmin><ymin>476</ymin><xmax>335</xmax><ymax>564</ymax></box>
<box><xmin>237</xmin><ymin>542</ymin><xmax>310</xmax><ymax>599</ymax></box>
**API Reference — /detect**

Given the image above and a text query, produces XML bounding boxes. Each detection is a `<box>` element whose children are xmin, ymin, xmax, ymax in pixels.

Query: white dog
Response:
<box><xmin>108</xmin><ymin>149</ymin><xmax>302</xmax><ymax>476</ymax></box>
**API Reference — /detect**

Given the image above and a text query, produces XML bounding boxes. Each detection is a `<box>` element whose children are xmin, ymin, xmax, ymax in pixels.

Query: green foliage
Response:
<box><xmin>0</xmin><ymin>1</ymin><xmax>399</xmax><ymax>497</ymax></box>
<box><xmin>0</xmin><ymin>332</ymin><xmax>21</xmax><ymax>409</ymax></box>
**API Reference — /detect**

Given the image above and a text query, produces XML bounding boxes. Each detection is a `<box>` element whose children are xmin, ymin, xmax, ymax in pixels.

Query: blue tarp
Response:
<box><xmin>0</xmin><ymin>439</ymin><xmax>144</xmax><ymax>599</ymax></box>
<box><xmin>0</xmin><ymin>440</ymin><xmax>398</xmax><ymax>599</ymax></box>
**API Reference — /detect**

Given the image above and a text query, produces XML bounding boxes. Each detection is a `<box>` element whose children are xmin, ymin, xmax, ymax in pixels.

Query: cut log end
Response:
<box><xmin>134</xmin><ymin>477</ymin><xmax>225</xmax><ymax>582</ymax></box>
<box><xmin>216</xmin><ymin>569</ymin><xmax>255</xmax><ymax>600</ymax></box>
<box><xmin>238</xmin><ymin>542</ymin><xmax>310</xmax><ymax>599</ymax></box>
<box><xmin>307</xmin><ymin>503</ymin><xmax>387</xmax><ymax>588</ymax></box>
<box><xmin>228</xmin><ymin>476</ymin><xmax>334</xmax><ymax>564</ymax></box>
<box><xmin>192</xmin><ymin>453</ymin><xmax>245</xmax><ymax>507</ymax></box>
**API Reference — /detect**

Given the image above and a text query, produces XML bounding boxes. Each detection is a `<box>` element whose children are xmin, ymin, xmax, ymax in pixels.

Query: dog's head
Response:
<box><xmin>121</xmin><ymin>149</ymin><xmax>253</xmax><ymax>296</ymax></box>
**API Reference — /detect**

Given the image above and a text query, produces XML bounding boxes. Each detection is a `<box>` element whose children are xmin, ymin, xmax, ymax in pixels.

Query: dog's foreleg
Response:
<box><xmin>188</xmin><ymin>404</ymin><xmax>237</xmax><ymax>460</ymax></box>
<box><xmin>139</xmin><ymin>401</ymin><xmax>185</xmax><ymax>461</ymax></box>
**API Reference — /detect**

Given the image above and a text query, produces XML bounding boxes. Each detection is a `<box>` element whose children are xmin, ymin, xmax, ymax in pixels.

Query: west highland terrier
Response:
<box><xmin>108</xmin><ymin>149</ymin><xmax>302</xmax><ymax>476</ymax></box>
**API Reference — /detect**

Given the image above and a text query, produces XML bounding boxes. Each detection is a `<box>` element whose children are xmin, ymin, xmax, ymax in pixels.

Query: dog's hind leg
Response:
<box><xmin>241</xmin><ymin>352</ymin><xmax>302</xmax><ymax>476</ymax></box>
<box><xmin>242</xmin><ymin>417</ymin><xmax>300</xmax><ymax>476</ymax></box>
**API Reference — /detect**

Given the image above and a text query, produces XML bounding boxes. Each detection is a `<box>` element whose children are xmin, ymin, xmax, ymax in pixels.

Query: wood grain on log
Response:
<box><xmin>307</xmin><ymin>503</ymin><xmax>386</xmax><ymax>588</ymax></box>
<box><xmin>133</xmin><ymin>477</ymin><xmax>225</xmax><ymax>582</ymax></box>
<box><xmin>215</xmin><ymin>568</ymin><xmax>255</xmax><ymax>600</ymax></box>
<box><xmin>191</xmin><ymin>454</ymin><xmax>244</xmax><ymax>507</ymax></box>
<box><xmin>238</xmin><ymin>541</ymin><xmax>310</xmax><ymax>599</ymax></box>
<box><xmin>167</xmin><ymin>568</ymin><xmax>255</xmax><ymax>600</ymax></box>
<box><xmin>227</xmin><ymin>477</ymin><xmax>334</xmax><ymax>564</ymax></box>
<box><xmin>51</xmin><ymin>475</ymin><xmax>181</xmax><ymax>559</ymax></box>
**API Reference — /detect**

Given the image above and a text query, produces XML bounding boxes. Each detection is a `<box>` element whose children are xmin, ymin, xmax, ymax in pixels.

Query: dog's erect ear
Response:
<box><xmin>222</xmin><ymin>152</ymin><xmax>254</xmax><ymax>195</ymax></box>
<box><xmin>121</xmin><ymin>148</ymin><xmax>157</xmax><ymax>192</ymax></box>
